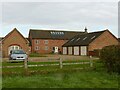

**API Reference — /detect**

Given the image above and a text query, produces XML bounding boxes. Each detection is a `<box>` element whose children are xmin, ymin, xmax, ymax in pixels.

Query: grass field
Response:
<box><xmin>2</xmin><ymin>59</ymin><xmax>120</xmax><ymax>88</ymax></box>
<box><xmin>2</xmin><ymin>70</ymin><xmax>119</xmax><ymax>88</ymax></box>
<box><xmin>2</xmin><ymin>60</ymin><xmax>92</xmax><ymax>76</ymax></box>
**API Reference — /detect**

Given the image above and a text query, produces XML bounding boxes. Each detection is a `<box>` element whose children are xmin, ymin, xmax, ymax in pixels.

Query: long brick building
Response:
<box><xmin>1</xmin><ymin>28</ymin><xmax>119</xmax><ymax>57</ymax></box>
<box><xmin>28</xmin><ymin>29</ymin><xmax>85</xmax><ymax>54</ymax></box>
<box><xmin>62</xmin><ymin>30</ymin><xmax>119</xmax><ymax>56</ymax></box>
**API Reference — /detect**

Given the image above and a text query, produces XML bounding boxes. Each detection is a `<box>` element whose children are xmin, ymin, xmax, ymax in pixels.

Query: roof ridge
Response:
<box><xmin>29</xmin><ymin>29</ymin><xmax>84</xmax><ymax>33</ymax></box>
<box><xmin>76</xmin><ymin>30</ymin><xmax>106</xmax><ymax>36</ymax></box>
<box><xmin>88</xmin><ymin>30</ymin><xmax>106</xmax><ymax>34</ymax></box>
<box><xmin>2</xmin><ymin>28</ymin><xmax>29</xmax><ymax>43</ymax></box>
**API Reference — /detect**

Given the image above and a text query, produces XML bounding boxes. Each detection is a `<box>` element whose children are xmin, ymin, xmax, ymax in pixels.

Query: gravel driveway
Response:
<box><xmin>2</xmin><ymin>54</ymin><xmax>99</xmax><ymax>62</ymax></box>
<box><xmin>28</xmin><ymin>54</ymin><xmax>98</xmax><ymax>62</ymax></box>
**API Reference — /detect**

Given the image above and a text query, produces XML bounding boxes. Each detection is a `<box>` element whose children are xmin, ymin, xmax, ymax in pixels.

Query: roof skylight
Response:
<box><xmin>76</xmin><ymin>38</ymin><xmax>81</xmax><ymax>41</ymax></box>
<box><xmin>83</xmin><ymin>37</ymin><xmax>87</xmax><ymax>40</ymax></box>
<box><xmin>71</xmin><ymin>38</ymin><xmax>75</xmax><ymax>42</ymax></box>
<box><xmin>91</xmin><ymin>36</ymin><xmax>96</xmax><ymax>39</ymax></box>
<box><xmin>50</xmin><ymin>31</ymin><xmax>64</xmax><ymax>36</ymax></box>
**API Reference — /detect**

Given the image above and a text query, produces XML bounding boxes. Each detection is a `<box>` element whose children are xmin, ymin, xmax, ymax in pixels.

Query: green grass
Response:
<box><xmin>29</xmin><ymin>53</ymin><xmax>47</xmax><ymax>57</ymax></box>
<box><xmin>2</xmin><ymin>62</ymin><xmax>91</xmax><ymax>76</ymax></box>
<box><xmin>2</xmin><ymin>59</ymin><xmax>119</xmax><ymax>88</ymax></box>
<box><xmin>2</xmin><ymin>61</ymin><xmax>24</xmax><ymax>66</ymax></box>
<box><xmin>2</xmin><ymin>59</ymin><xmax>102</xmax><ymax>76</ymax></box>
<box><xmin>2</xmin><ymin>70</ymin><xmax>119</xmax><ymax>88</ymax></box>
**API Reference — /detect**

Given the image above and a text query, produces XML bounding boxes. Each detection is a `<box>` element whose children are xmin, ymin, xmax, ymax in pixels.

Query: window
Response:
<box><xmin>35</xmin><ymin>46</ymin><xmax>39</xmax><ymax>50</ymax></box>
<box><xmin>91</xmin><ymin>36</ymin><xmax>96</xmax><ymax>39</ymax></box>
<box><xmin>44</xmin><ymin>40</ymin><xmax>49</xmax><ymax>44</ymax></box>
<box><xmin>8</xmin><ymin>45</ymin><xmax>21</xmax><ymax>55</ymax></box>
<box><xmin>70</xmin><ymin>38</ymin><xmax>75</xmax><ymax>42</ymax></box>
<box><xmin>15</xmin><ymin>46</ymin><xmax>19</xmax><ymax>50</ymax></box>
<box><xmin>76</xmin><ymin>38</ymin><xmax>81</xmax><ymax>41</ymax></box>
<box><xmin>83</xmin><ymin>37</ymin><xmax>87</xmax><ymax>40</ymax></box>
<box><xmin>35</xmin><ymin>40</ymin><xmax>39</xmax><ymax>44</ymax></box>
<box><xmin>61</xmin><ymin>32</ymin><xmax>64</xmax><ymax>35</ymax></box>
<box><xmin>50</xmin><ymin>31</ymin><xmax>64</xmax><ymax>35</ymax></box>
<box><xmin>45</xmin><ymin>46</ymin><xmax>49</xmax><ymax>50</ymax></box>
<box><xmin>11</xmin><ymin>46</ymin><xmax>14</xmax><ymax>50</ymax></box>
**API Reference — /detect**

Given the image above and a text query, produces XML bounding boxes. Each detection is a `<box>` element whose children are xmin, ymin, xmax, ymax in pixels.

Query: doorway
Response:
<box><xmin>52</xmin><ymin>46</ymin><xmax>58</xmax><ymax>53</ymax></box>
<box><xmin>8</xmin><ymin>45</ymin><xmax>21</xmax><ymax>55</ymax></box>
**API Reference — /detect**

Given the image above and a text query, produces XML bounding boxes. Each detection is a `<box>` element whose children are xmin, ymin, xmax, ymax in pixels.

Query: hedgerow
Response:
<box><xmin>100</xmin><ymin>45</ymin><xmax>120</xmax><ymax>74</ymax></box>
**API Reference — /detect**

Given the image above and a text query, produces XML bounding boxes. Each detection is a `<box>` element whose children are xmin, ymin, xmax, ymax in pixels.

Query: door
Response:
<box><xmin>81</xmin><ymin>46</ymin><xmax>87</xmax><ymax>55</ymax></box>
<box><xmin>68</xmin><ymin>47</ymin><xmax>72</xmax><ymax>55</ymax></box>
<box><xmin>8</xmin><ymin>45</ymin><xmax>21</xmax><ymax>55</ymax></box>
<box><xmin>74</xmin><ymin>46</ymin><xmax>79</xmax><ymax>55</ymax></box>
<box><xmin>54</xmin><ymin>46</ymin><xmax>58</xmax><ymax>53</ymax></box>
<box><xmin>63</xmin><ymin>47</ymin><xmax>67</xmax><ymax>54</ymax></box>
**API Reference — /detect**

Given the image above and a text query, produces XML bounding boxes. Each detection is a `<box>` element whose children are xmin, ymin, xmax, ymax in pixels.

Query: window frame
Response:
<box><xmin>45</xmin><ymin>46</ymin><xmax>49</xmax><ymax>50</ymax></box>
<box><xmin>35</xmin><ymin>40</ymin><xmax>39</xmax><ymax>44</ymax></box>
<box><xmin>35</xmin><ymin>46</ymin><xmax>39</xmax><ymax>50</ymax></box>
<box><xmin>44</xmin><ymin>40</ymin><xmax>49</xmax><ymax>44</ymax></box>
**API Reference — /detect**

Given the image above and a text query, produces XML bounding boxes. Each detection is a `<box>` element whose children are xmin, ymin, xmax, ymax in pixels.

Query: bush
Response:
<box><xmin>100</xmin><ymin>45</ymin><xmax>120</xmax><ymax>74</ymax></box>
<box><xmin>29</xmin><ymin>53</ymin><xmax>47</xmax><ymax>57</ymax></box>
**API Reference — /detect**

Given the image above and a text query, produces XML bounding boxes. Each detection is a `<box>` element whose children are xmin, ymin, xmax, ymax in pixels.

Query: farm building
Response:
<box><xmin>0</xmin><ymin>37</ymin><xmax>3</xmax><ymax>52</ymax></box>
<box><xmin>118</xmin><ymin>38</ymin><xmax>120</xmax><ymax>44</ymax></box>
<box><xmin>62</xmin><ymin>29</ymin><xmax>119</xmax><ymax>56</ymax></box>
<box><xmin>1</xmin><ymin>27</ymin><xmax>119</xmax><ymax>57</ymax></box>
<box><xmin>28</xmin><ymin>29</ymin><xmax>85</xmax><ymax>54</ymax></box>
<box><xmin>1</xmin><ymin>28</ymin><xmax>30</xmax><ymax>57</ymax></box>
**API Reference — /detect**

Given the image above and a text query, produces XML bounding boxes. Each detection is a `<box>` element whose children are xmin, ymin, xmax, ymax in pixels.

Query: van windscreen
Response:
<box><xmin>12</xmin><ymin>50</ymin><xmax>25</xmax><ymax>54</ymax></box>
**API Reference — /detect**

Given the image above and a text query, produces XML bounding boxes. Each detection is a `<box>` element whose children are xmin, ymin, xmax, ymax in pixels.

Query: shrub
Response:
<box><xmin>100</xmin><ymin>45</ymin><xmax>120</xmax><ymax>74</ymax></box>
<box><xmin>29</xmin><ymin>53</ymin><xmax>47</xmax><ymax>57</ymax></box>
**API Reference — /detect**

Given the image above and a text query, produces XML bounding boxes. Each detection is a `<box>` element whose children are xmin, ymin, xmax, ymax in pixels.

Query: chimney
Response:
<box><xmin>84</xmin><ymin>27</ymin><xmax>88</xmax><ymax>33</ymax></box>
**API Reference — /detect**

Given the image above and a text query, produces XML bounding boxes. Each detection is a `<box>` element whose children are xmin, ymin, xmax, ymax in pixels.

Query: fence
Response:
<box><xmin>2</xmin><ymin>58</ymin><xmax>94</xmax><ymax>69</ymax></box>
<box><xmin>23</xmin><ymin>57</ymin><xmax>93</xmax><ymax>69</ymax></box>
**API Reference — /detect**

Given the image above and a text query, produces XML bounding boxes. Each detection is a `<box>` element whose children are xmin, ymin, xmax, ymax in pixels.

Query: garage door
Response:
<box><xmin>8</xmin><ymin>45</ymin><xmax>21</xmax><ymax>55</ymax></box>
<box><xmin>63</xmin><ymin>47</ymin><xmax>67</xmax><ymax>54</ymax></box>
<box><xmin>74</xmin><ymin>46</ymin><xmax>79</xmax><ymax>55</ymax></box>
<box><xmin>68</xmin><ymin>47</ymin><xmax>72</xmax><ymax>55</ymax></box>
<box><xmin>81</xmin><ymin>46</ymin><xmax>87</xmax><ymax>55</ymax></box>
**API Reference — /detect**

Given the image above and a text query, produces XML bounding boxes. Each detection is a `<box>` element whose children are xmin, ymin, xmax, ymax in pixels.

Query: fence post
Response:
<box><xmin>24</xmin><ymin>59</ymin><xmax>29</xmax><ymax>75</ymax></box>
<box><xmin>90</xmin><ymin>56</ymin><xmax>93</xmax><ymax>67</ymax></box>
<box><xmin>24</xmin><ymin>59</ymin><xmax>28</xmax><ymax>69</ymax></box>
<box><xmin>59</xmin><ymin>58</ymin><xmax>63</xmax><ymax>69</ymax></box>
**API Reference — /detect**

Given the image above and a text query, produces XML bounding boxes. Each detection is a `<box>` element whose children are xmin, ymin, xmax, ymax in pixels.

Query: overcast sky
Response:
<box><xmin>1</xmin><ymin>2</ymin><xmax>119</xmax><ymax>37</ymax></box>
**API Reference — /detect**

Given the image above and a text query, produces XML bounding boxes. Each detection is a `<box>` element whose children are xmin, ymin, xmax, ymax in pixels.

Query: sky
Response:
<box><xmin>0</xmin><ymin>1</ymin><xmax>119</xmax><ymax>38</ymax></box>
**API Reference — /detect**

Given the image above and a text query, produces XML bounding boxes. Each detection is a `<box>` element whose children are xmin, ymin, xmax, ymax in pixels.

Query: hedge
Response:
<box><xmin>100</xmin><ymin>45</ymin><xmax>120</xmax><ymax>74</ymax></box>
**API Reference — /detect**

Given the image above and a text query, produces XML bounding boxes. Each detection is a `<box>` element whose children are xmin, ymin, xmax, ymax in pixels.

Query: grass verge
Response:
<box><xmin>2</xmin><ymin>59</ymin><xmax>119</xmax><ymax>88</ymax></box>
<box><xmin>2</xmin><ymin>70</ymin><xmax>119</xmax><ymax>88</ymax></box>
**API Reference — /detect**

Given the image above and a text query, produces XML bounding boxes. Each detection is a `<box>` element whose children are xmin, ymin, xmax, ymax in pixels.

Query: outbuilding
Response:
<box><xmin>29</xmin><ymin>29</ymin><xmax>84</xmax><ymax>54</ymax></box>
<box><xmin>62</xmin><ymin>30</ymin><xmax>119</xmax><ymax>56</ymax></box>
<box><xmin>1</xmin><ymin>28</ymin><xmax>30</xmax><ymax>57</ymax></box>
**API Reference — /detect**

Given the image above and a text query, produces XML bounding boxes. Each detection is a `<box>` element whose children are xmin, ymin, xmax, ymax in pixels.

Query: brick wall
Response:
<box><xmin>31</xmin><ymin>39</ymin><xmax>68</xmax><ymax>54</ymax></box>
<box><xmin>0</xmin><ymin>41</ymin><xmax>1</xmax><ymax>52</ymax></box>
<box><xmin>88</xmin><ymin>30</ymin><xmax>119</xmax><ymax>51</ymax></box>
<box><xmin>2</xmin><ymin>30</ymin><xmax>30</xmax><ymax>57</ymax></box>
